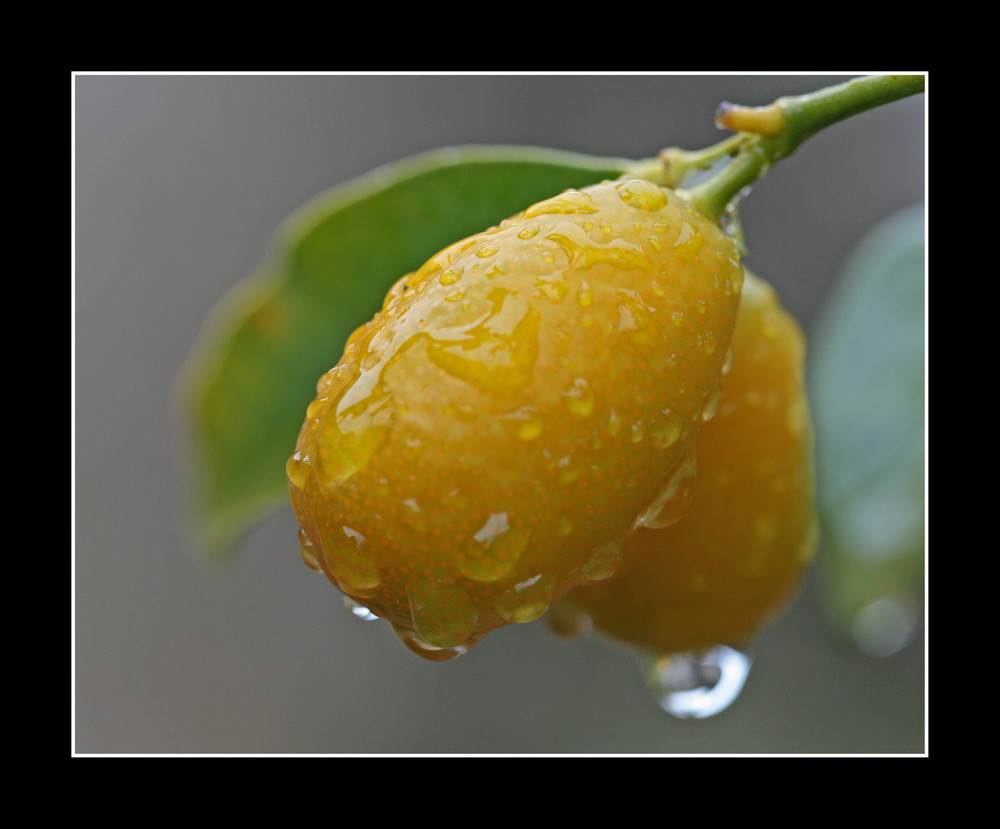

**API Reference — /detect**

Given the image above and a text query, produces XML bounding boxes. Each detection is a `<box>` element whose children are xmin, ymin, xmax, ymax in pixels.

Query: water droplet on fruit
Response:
<box><xmin>701</xmin><ymin>386</ymin><xmax>721</xmax><ymax>422</ymax></box>
<box><xmin>615</xmin><ymin>179</ymin><xmax>669</xmax><ymax>211</ymax></box>
<box><xmin>426</xmin><ymin>288</ymin><xmax>541</xmax><ymax>395</ymax></box>
<box><xmin>638</xmin><ymin>644</ymin><xmax>753</xmax><ymax>719</ymax></box>
<box><xmin>561</xmin><ymin>377</ymin><xmax>594</xmax><ymax>417</ymax></box>
<box><xmin>324</xmin><ymin>525</ymin><xmax>381</xmax><ymax>592</ymax></box>
<box><xmin>555</xmin><ymin>455</ymin><xmax>582</xmax><ymax>484</ymax></box>
<box><xmin>672</xmin><ymin>221</ymin><xmax>704</xmax><ymax>262</ymax></box>
<box><xmin>286</xmin><ymin>450</ymin><xmax>312</xmax><ymax>490</ymax></box>
<box><xmin>498</xmin><ymin>406</ymin><xmax>544</xmax><ymax>440</ymax></box>
<box><xmin>699</xmin><ymin>330</ymin><xmax>717</xmax><ymax>356</ymax></box>
<box><xmin>297</xmin><ymin>527</ymin><xmax>322</xmax><ymax>571</ymax></box>
<box><xmin>517</xmin><ymin>224</ymin><xmax>541</xmax><ymax>240</ymax></box>
<box><xmin>398</xmin><ymin>496</ymin><xmax>429</xmax><ymax>531</ymax></box>
<box><xmin>496</xmin><ymin>573</ymin><xmax>555</xmax><ymax>623</ymax></box>
<box><xmin>616</xmin><ymin>288</ymin><xmax>655</xmax><ymax>334</ymax></box>
<box><xmin>522</xmin><ymin>190</ymin><xmax>598</xmax><ymax>218</ymax></box>
<box><xmin>547</xmin><ymin>226</ymin><xmax>654</xmax><ymax>275</ymax></box>
<box><xmin>636</xmin><ymin>448</ymin><xmax>696</xmax><ymax>529</ymax></box>
<box><xmin>535</xmin><ymin>273</ymin><xmax>570</xmax><ymax>303</ymax></box>
<box><xmin>721</xmin><ymin>343</ymin><xmax>735</xmax><ymax>376</ymax></box>
<box><xmin>315</xmin><ymin>379</ymin><xmax>394</xmax><ymax>487</ymax></box>
<box><xmin>584</xmin><ymin>536</ymin><xmax>624</xmax><ymax>581</ymax></box>
<box><xmin>459</xmin><ymin>512</ymin><xmax>529</xmax><ymax>581</ymax></box>
<box><xmin>649</xmin><ymin>409</ymin><xmax>682</xmax><ymax>450</ymax></box>
<box><xmin>306</xmin><ymin>397</ymin><xmax>325</xmax><ymax>421</ymax></box>
<box><xmin>629</xmin><ymin>420</ymin><xmax>645</xmax><ymax>443</ymax></box>
<box><xmin>439</xmin><ymin>265</ymin><xmax>464</xmax><ymax>286</ymax></box>
<box><xmin>607</xmin><ymin>408</ymin><xmax>622</xmax><ymax>436</ymax></box>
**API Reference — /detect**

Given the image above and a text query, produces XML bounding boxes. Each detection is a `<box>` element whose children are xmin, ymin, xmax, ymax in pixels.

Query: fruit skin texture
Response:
<box><xmin>549</xmin><ymin>270</ymin><xmax>818</xmax><ymax>655</ymax></box>
<box><xmin>286</xmin><ymin>178</ymin><xmax>744</xmax><ymax>658</ymax></box>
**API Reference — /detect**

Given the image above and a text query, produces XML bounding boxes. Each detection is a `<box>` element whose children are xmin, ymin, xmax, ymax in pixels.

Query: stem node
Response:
<box><xmin>715</xmin><ymin>102</ymin><xmax>785</xmax><ymax>137</ymax></box>
<box><xmin>685</xmin><ymin>74</ymin><xmax>924</xmax><ymax>227</ymax></box>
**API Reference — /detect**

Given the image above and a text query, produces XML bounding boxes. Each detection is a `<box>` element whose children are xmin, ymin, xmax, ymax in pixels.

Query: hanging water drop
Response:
<box><xmin>546</xmin><ymin>603</ymin><xmax>593</xmax><ymax>638</ymax></box>
<box><xmin>389</xmin><ymin>623</ymin><xmax>479</xmax><ymax>662</ymax></box>
<box><xmin>722</xmin><ymin>184</ymin><xmax>752</xmax><ymax>243</ymax></box>
<box><xmin>343</xmin><ymin>596</ymin><xmax>380</xmax><ymax>621</ymax></box>
<box><xmin>638</xmin><ymin>644</ymin><xmax>753</xmax><ymax>719</ymax></box>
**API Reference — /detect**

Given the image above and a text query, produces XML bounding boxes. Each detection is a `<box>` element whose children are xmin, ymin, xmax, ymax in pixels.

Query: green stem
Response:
<box><xmin>683</xmin><ymin>74</ymin><xmax>925</xmax><ymax>225</ymax></box>
<box><xmin>657</xmin><ymin>133</ymin><xmax>746</xmax><ymax>188</ymax></box>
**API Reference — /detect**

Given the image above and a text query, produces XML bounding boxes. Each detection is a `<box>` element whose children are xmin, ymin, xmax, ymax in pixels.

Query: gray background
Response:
<box><xmin>74</xmin><ymin>73</ymin><xmax>926</xmax><ymax>755</ymax></box>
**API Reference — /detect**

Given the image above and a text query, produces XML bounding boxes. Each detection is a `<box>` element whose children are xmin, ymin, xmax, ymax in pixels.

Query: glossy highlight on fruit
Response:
<box><xmin>549</xmin><ymin>270</ymin><xmax>818</xmax><ymax>656</ymax></box>
<box><xmin>286</xmin><ymin>178</ymin><xmax>744</xmax><ymax>659</ymax></box>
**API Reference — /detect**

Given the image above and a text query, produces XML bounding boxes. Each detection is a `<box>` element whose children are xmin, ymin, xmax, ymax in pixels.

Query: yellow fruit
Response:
<box><xmin>550</xmin><ymin>270</ymin><xmax>818</xmax><ymax>655</ymax></box>
<box><xmin>286</xmin><ymin>178</ymin><xmax>744</xmax><ymax>659</ymax></box>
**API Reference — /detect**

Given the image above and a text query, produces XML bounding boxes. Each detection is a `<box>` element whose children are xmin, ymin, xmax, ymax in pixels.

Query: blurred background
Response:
<box><xmin>73</xmin><ymin>73</ymin><xmax>926</xmax><ymax>754</ymax></box>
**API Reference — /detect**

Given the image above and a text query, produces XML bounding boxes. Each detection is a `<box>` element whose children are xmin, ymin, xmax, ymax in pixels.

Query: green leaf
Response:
<box><xmin>175</xmin><ymin>145</ymin><xmax>637</xmax><ymax>560</ymax></box>
<box><xmin>807</xmin><ymin>202</ymin><xmax>926</xmax><ymax>656</ymax></box>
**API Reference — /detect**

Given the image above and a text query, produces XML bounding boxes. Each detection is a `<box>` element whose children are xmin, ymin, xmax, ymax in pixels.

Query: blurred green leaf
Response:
<box><xmin>807</xmin><ymin>202</ymin><xmax>925</xmax><ymax>656</ymax></box>
<box><xmin>176</xmin><ymin>145</ymin><xmax>635</xmax><ymax>560</ymax></box>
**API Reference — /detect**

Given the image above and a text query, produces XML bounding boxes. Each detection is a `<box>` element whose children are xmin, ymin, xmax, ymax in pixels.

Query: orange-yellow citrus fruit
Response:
<box><xmin>286</xmin><ymin>178</ymin><xmax>744</xmax><ymax>659</ymax></box>
<box><xmin>549</xmin><ymin>269</ymin><xmax>818</xmax><ymax>655</ymax></box>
